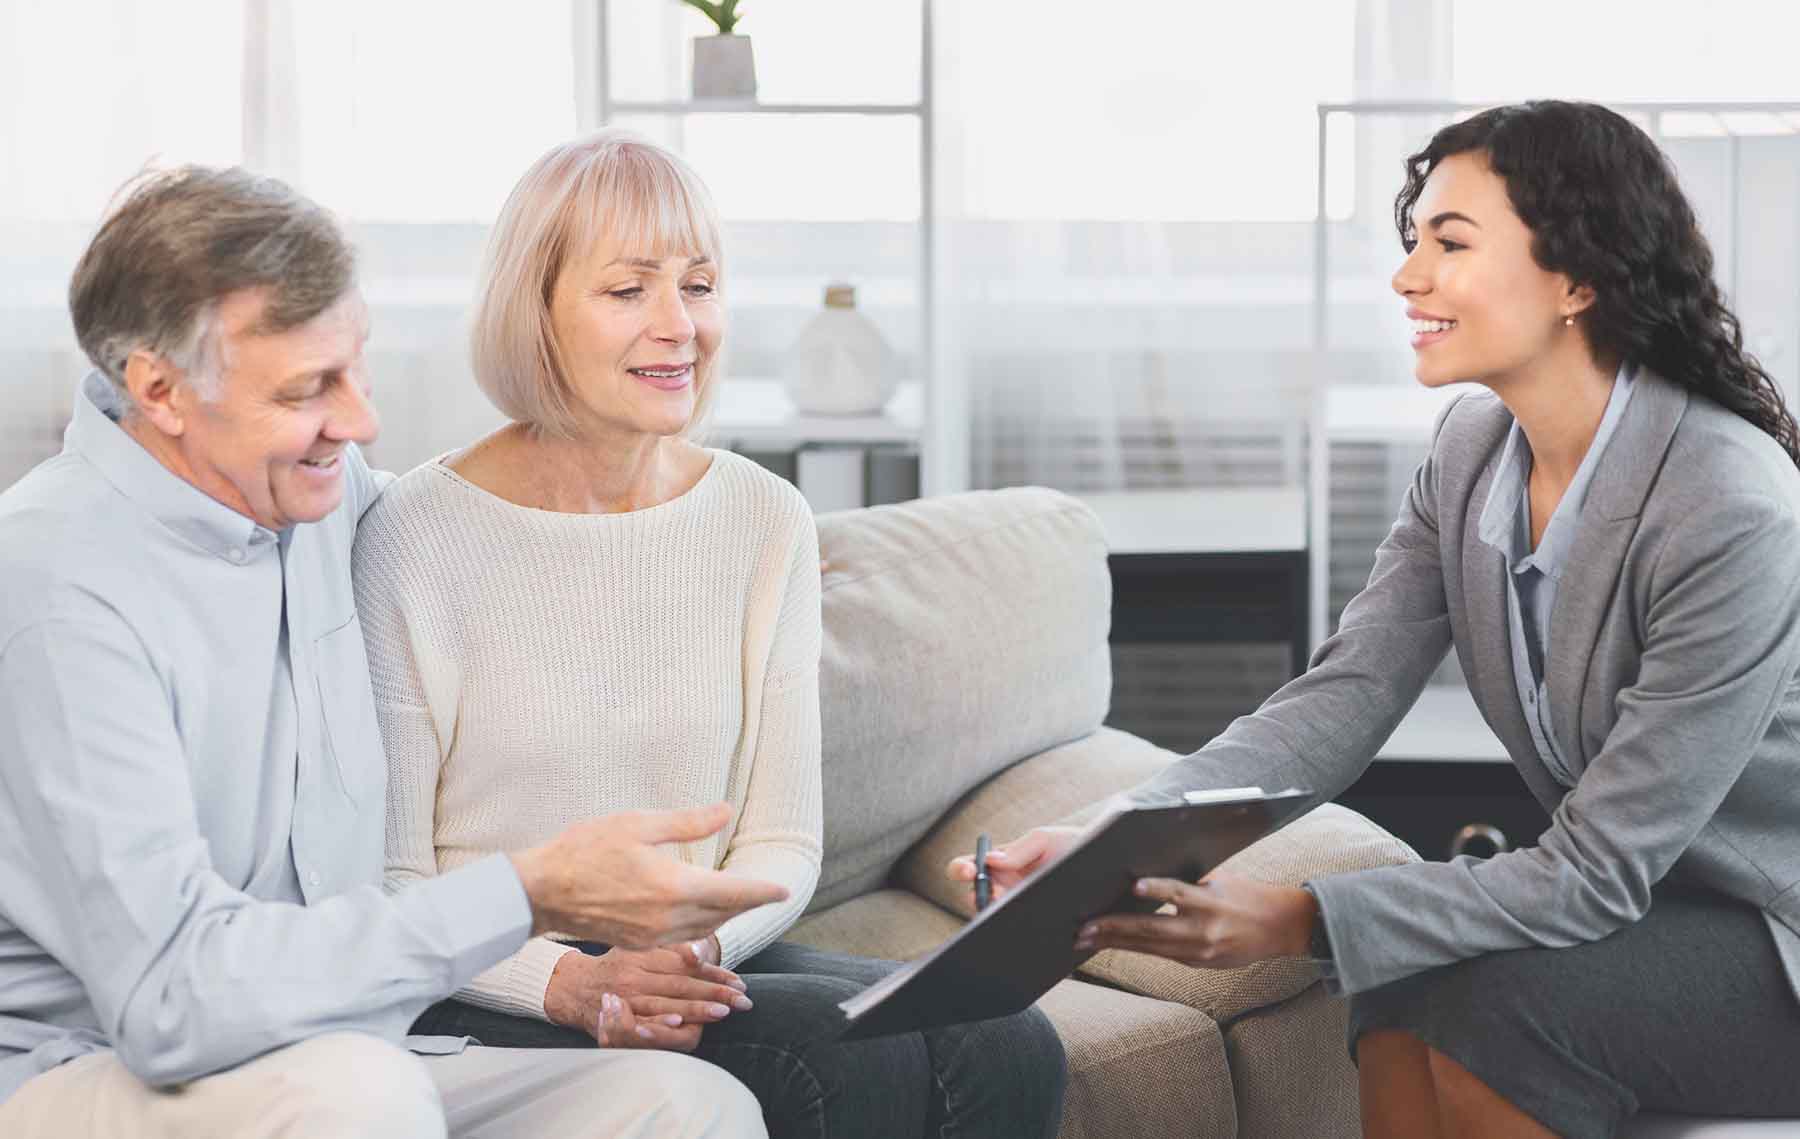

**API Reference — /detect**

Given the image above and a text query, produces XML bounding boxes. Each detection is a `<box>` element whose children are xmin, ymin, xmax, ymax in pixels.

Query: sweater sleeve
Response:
<box><xmin>354</xmin><ymin>505</ymin><xmax>575</xmax><ymax>1020</ymax></box>
<box><xmin>712</xmin><ymin>508</ymin><xmax>825</xmax><ymax>969</ymax></box>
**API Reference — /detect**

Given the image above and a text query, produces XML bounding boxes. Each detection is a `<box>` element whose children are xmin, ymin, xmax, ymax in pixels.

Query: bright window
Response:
<box><xmin>1455</xmin><ymin>1</ymin><xmax>1800</xmax><ymax>103</ymax></box>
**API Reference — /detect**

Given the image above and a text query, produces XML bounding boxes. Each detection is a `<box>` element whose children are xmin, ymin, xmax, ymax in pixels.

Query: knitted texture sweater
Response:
<box><xmin>352</xmin><ymin>449</ymin><xmax>823</xmax><ymax>1020</ymax></box>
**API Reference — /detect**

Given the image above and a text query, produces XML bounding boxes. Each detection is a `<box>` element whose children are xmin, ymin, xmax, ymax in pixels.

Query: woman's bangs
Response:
<box><xmin>569</xmin><ymin>145</ymin><xmax>723</xmax><ymax>270</ymax></box>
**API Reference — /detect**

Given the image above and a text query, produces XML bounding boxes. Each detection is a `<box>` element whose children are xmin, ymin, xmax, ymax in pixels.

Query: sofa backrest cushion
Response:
<box><xmin>808</xmin><ymin>487</ymin><xmax>1112</xmax><ymax>912</ymax></box>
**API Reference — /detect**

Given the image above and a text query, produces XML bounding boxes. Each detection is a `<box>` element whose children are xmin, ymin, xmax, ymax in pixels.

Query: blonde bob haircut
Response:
<box><xmin>470</xmin><ymin>130</ymin><xmax>725</xmax><ymax>439</ymax></box>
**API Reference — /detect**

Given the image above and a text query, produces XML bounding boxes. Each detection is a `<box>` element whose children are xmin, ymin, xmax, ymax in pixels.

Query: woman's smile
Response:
<box><xmin>627</xmin><ymin>362</ymin><xmax>694</xmax><ymax>391</ymax></box>
<box><xmin>1408</xmin><ymin>307</ymin><xmax>1459</xmax><ymax>350</ymax></box>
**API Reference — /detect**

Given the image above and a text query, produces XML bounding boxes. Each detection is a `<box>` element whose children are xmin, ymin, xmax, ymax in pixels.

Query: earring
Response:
<box><xmin>1564</xmin><ymin>315</ymin><xmax>1575</xmax><ymax>327</ymax></box>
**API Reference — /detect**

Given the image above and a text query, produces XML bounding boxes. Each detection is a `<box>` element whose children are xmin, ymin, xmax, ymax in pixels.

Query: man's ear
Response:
<box><xmin>121</xmin><ymin>350</ymin><xmax>189</xmax><ymax>437</ymax></box>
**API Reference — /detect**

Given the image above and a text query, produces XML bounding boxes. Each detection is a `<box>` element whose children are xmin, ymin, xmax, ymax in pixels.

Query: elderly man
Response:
<box><xmin>0</xmin><ymin>167</ymin><xmax>779</xmax><ymax>1137</ymax></box>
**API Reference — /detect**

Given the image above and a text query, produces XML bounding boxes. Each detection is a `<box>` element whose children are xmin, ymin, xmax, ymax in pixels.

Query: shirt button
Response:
<box><xmin>228</xmin><ymin>548</ymin><xmax>247</xmax><ymax>564</ymax></box>
<box><xmin>308</xmin><ymin>870</ymin><xmax>322</xmax><ymax>887</ymax></box>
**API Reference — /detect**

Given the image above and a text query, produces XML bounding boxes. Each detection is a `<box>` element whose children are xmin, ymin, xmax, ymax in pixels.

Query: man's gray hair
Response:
<box><xmin>68</xmin><ymin>165</ymin><xmax>356</xmax><ymax>399</ymax></box>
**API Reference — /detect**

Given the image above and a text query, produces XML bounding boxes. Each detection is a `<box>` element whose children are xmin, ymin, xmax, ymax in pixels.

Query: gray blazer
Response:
<box><xmin>1138</xmin><ymin>369</ymin><xmax>1800</xmax><ymax>997</ymax></box>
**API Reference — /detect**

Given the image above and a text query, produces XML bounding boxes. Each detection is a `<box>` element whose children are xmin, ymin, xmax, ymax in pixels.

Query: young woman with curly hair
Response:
<box><xmin>956</xmin><ymin>101</ymin><xmax>1800</xmax><ymax>1137</ymax></box>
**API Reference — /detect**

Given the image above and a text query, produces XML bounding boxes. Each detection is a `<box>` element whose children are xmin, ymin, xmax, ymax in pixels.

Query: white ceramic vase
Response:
<box><xmin>783</xmin><ymin>284</ymin><xmax>899</xmax><ymax>416</ymax></box>
<box><xmin>691</xmin><ymin>34</ymin><xmax>756</xmax><ymax>100</ymax></box>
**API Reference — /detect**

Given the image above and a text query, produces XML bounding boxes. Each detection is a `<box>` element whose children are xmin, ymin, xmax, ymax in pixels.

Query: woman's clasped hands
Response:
<box><xmin>544</xmin><ymin>937</ymin><xmax>754</xmax><ymax>1052</ymax></box>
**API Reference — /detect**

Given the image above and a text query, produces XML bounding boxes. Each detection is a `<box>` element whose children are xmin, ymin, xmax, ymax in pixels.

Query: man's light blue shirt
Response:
<box><xmin>1476</xmin><ymin>363</ymin><xmax>1638</xmax><ymax>786</ymax></box>
<box><xmin>0</xmin><ymin>374</ymin><xmax>531</xmax><ymax>1104</ymax></box>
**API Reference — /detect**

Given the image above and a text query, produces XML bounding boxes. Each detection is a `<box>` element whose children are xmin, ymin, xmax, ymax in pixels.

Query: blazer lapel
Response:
<box><xmin>1544</xmin><ymin>371</ymin><xmax>1689</xmax><ymax>772</ymax></box>
<box><xmin>1460</xmin><ymin>457</ymin><xmax>1555</xmax><ymax>800</ymax></box>
<box><xmin>1543</xmin><ymin>519</ymin><xmax>1635</xmax><ymax>775</ymax></box>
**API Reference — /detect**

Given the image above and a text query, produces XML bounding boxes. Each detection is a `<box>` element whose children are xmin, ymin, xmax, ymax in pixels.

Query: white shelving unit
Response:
<box><xmin>591</xmin><ymin>1</ymin><xmax>953</xmax><ymax>496</ymax></box>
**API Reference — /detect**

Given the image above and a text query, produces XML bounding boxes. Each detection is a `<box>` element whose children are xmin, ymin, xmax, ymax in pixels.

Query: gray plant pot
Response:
<box><xmin>692</xmin><ymin>34</ymin><xmax>756</xmax><ymax>100</ymax></box>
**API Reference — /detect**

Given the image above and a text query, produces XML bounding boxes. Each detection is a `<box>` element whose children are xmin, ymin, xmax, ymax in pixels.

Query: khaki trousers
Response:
<box><xmin>0</xmin><ymin>1032</ymin><xmax>766</xmax><ymax>1138</ymax></box>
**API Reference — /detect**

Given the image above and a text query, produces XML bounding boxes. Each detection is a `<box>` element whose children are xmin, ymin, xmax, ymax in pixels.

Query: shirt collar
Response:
<box><xmin>66</xmin><ymin>371</ymin><xmax>278</xmax><ymax>564</ymax></box>
<box><xmin>1477</xmin><ymin>361</ymin><xmax>1639</xmax><ymax>578</ymax></box>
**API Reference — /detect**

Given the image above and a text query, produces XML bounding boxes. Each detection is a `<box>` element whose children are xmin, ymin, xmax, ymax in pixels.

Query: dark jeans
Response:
<box><xmin>412</xmin><ymin>941</ymin><xmax>1067</xmax><ymax>1139</ymax></box>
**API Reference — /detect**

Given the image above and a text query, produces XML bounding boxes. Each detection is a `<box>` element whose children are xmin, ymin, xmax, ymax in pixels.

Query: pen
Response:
<box><xmin>974</xmin><ymin>833</ymin><xmax>991</xmax><ymax>912</ymax></box>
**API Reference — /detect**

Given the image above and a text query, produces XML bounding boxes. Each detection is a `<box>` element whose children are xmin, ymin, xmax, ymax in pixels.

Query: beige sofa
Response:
<box><xmin>784</xmin><ymin>486</ymin><xmax>1418</xmax><ymax>1139</ymax></box>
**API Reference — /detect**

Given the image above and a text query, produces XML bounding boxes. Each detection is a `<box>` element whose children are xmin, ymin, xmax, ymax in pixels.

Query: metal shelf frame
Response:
<box><xmin>588</xmin><ymin>1</ymin><xmax>959</xmax><ymax>494</ymax></box>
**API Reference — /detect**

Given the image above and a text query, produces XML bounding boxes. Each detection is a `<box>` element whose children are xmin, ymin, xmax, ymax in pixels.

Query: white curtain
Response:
<box><xmin>7</xmin><ymin>0</ymin><xmax>1800</xmax><ymax>499</ymax></box>
<box><xmin>0</xmin><ymin>0</ymin><xmax>580</xmax><ymax>485</ymax></box>
<box><xmin>932</xmin><ymin>2</ymin><xmax>1363</xmax><ymax>496</ymax></box>
<box><xmin>1</xmin><ymin>1</ymin><xmax>244</xmax><ymax>486</ymax></box>
<box><xmin>0</xmin><ymin>0</ymin><xmax>1422</xmax><ymax>493</ymax></box>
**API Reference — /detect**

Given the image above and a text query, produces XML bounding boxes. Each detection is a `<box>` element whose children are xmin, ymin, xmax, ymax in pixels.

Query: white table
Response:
<box><xmin>1380</xmin><ymin>686</ymin><xmax>1508</xmax><ymax>764</ymax></box>
<box><xmin>708</xmin><ymin>378</ymin><xmax>922</xmax><ymax>449</ymax></box>
<box><xmin>1078</xmin><ymin>487</ymin><xmax>1306</xmax><ymax>555</ymax></box>
<box><xmin>705</xmin><ymin>378</ymin><xmax>923</xmax><ymax>512</ymax></box>
<box><xmin>1078</xmin><ymin>487</ymin><xmax>1312</xmax><ymax>679</ymax></box>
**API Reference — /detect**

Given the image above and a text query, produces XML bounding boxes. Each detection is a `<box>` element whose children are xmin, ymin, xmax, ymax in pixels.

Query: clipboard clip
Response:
<box><xmin>1181</xmin><ymin>786</ymin><xmax>1268</xmax><ymax>805</ymax></box>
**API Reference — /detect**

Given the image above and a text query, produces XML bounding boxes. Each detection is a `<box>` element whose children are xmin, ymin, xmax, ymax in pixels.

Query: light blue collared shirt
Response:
<box><xmin>1476</xmin><ymin>363</ymin><xmax>1638</xmax><ymax>786</ymax></box>
<box><xmin>0</xmin><ymin>374</ymin><xmax>531</xmax><ymax>1103</ymax></box>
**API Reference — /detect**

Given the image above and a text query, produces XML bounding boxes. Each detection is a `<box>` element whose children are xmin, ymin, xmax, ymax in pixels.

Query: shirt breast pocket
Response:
<box><xmin>314</xmin><ymin>614</ymin><xmax>387</xmax><ymax>814</ymax></box>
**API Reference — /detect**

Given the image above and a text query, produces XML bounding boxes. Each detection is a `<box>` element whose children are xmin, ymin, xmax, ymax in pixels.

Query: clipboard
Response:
<box><xmin>834</xmin><ymin>787</ymin><xmax>1312</xmax><ymax>1042</ymax></box>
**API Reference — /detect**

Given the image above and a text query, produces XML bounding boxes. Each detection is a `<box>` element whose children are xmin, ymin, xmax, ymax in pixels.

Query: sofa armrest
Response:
<box><xmin>1077</xmin><ymin>803</ymin><xmax>1418</xmax><ymax>1024</ymax></box>
<box><xmin>892</xmin><ymin>726</ymin><xmax>1179</xmax><ymax>916</ymax></box>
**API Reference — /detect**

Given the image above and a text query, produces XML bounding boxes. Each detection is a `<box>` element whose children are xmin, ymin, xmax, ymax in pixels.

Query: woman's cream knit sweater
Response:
<box><xmin>352</xmin><ymin>449</ymin><xmax>823</xmax><ymax>1020</ymax></box>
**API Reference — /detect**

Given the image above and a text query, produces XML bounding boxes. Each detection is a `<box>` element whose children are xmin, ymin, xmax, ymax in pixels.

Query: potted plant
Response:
<box><xmin>681</xmin><ymin>0</ymin><xmax>756</xmax><ymax>101</ymax></box>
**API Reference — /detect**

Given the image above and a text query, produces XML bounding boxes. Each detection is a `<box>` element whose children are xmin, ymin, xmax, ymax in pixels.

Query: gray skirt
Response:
<box><xmin>1347</xmin><ymin>884</ymin><xmax>1800</xmax><ymax>1138</ymax></box>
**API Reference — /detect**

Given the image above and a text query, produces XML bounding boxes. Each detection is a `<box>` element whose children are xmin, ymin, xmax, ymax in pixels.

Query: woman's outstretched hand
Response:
<box><xmin>546</xmin><ymin>939</ymin><xmax>753</xmax><ymax>1052</ymax></box>
<box><xmin>944</xmin><ymin>825</ymin><xmax>1082</xmax><ymax>913</ymax></box>
<box><xmin>1071</xmin><ymin>868</ymin><xmax>1320</xmax><ymax>968</ymax></box>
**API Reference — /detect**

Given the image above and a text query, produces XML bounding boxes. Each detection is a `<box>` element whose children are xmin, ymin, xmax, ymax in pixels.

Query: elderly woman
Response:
<box><xmin>353</xmin><ymin>131</ymin><xmax>1066</xmax><ymax>1138</ymax></box>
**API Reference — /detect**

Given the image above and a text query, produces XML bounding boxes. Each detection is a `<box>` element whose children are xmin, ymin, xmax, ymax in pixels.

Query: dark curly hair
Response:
<box><xmin>1394</xmin><ymin>100</ymin><xmax>1800</xmax><ymax>468</ymax></box>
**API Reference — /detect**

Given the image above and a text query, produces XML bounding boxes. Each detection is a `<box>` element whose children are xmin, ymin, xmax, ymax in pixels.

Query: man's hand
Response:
<box><xmin>545</xmin><ymin>942</ymin><xmax>751</xmax><ymax>1052</ymax></box>
<box><xmin>1071</xmin><ymin>868</ymin><xmax>1319</xmax><ymax>968</ymax></box>
<box><xmin>944</xmin><ymin>825</ymin><xmax>1081</xmax><ymax>912</ymax></box>
<box><xmin>511</xmin><ymin>804</ymin><xmax>788</xmax><ymax>947</ymax></box>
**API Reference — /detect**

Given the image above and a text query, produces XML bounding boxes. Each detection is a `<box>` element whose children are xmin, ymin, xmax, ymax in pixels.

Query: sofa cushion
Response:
<box><xmin>785</xmin><ymin>888</ymin><xmax>964</xmax><ymax>961</ymax></box>
<box><xmin>893</xmin><ymin>726</ymin><xmax>1179</xmax><ymax>916</ymax></box>
<box><xmin>809</xmin><ymin>488</ymin><xmax>1113</xmax><ymax>912</ymax></box>
<box><xmin>1036</xmin><ymin>978</ymin><xmax>1236</xmax><ymax>1139</ymax></box>
<box><xmin>1222</xmin><ymin>981</ymin><xmax>1360</xmax><ymax>1139</ymax></box>
<box><xmin>1078</xmin><ymin>803</ymin><xmax>1418</xmax><ymax>1024</ymax></box>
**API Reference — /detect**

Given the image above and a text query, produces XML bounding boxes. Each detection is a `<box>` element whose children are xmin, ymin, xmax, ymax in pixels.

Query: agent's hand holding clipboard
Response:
<box><xmin>1070</xmin><ymin>867</ymin><xmax>1322</xmax><ymax>968</ymax></box>
<box><xmin>946</xmin><ymin>789</ymin><xmax>1325</xmax><ymax>970</ymax></box>
<box><xmin>826</xmin><ymin>788</ymin><xmax>1319</xmax><ymax>1041</ymax></box>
